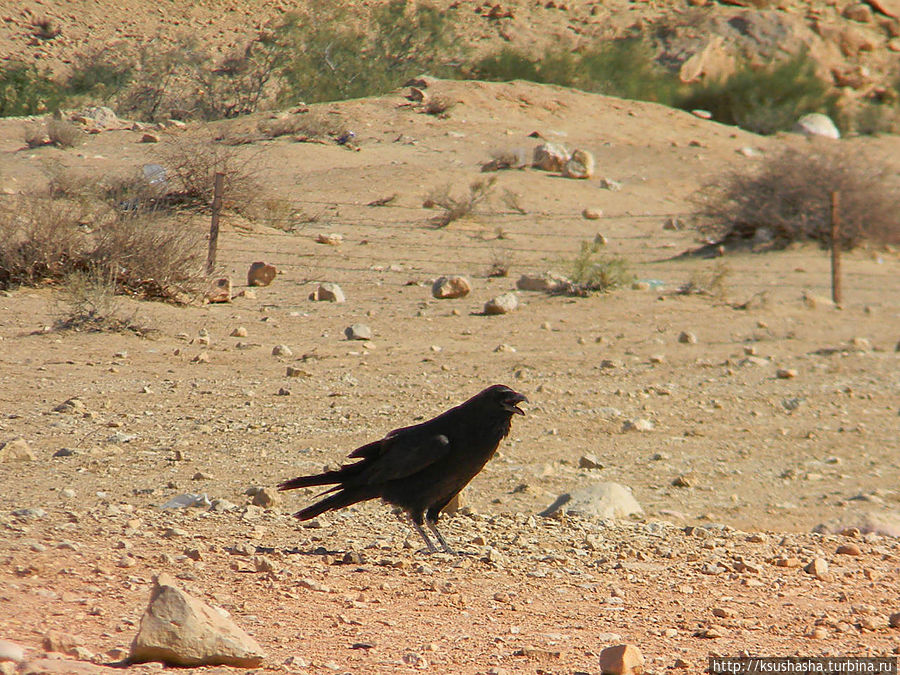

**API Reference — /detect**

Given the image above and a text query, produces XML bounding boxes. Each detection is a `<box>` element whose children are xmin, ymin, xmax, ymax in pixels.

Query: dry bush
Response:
<box><xmin>0</xmin><ymin>194</ymin><xmax>90</xmax><ymax>287</ymax></box>
<box><xmin>423</xmin><ymin>95</ymin><xmax>455</xmax><ymax>117</ymax></box>
<box><xmin>47</xmin><ymin>118</ymin><xmax>84</xmax><ymax>148</ymax></box>
<box><xmin>565</xmin><ymin>239</ymin><xmax>635</xmax><ymax>295</ymax></box>
<box><xmin>24</xmin><ymin>122</ymin><xmax>48</xmax><ymax>148</ymax></box>
<box><xmin>425</xmin><ymin>176</ymin><xmax>496</xmax><ymax>227</ymax></box>
<box><xmin>487</xmin><ymin>249</ymin><xmax>513</xmax><ymax>277</ymax></box>
<box><xmin>259</xmin><ymin>111</ymin><xmax>351</xmax><ymax>142</ymax></box>
<box><xmin>678</xmin><ymin>261</ymin><xmax>732</xmax><ymax>300</ymax></box>
<box><xmin>157</xmin><ymin>137</ymin><xmax>261</xmax><ymax>212</ymax></box>
<box><xmin>90</xmin><ymin>213</ymin><xmax>207</xmax><ymax>301</ymax></box>
<box><xmin>0</xmin><ymin>188</ymin><xmax>207</xmax><ymax>302</ymax></box>
<box><xmin>695</xmin><ymin>147</ymin><xmax>900</xmax><ymax>249</ymax></box>
<box><xmin>481</xmin><ymin>148</ymin><xmax>528</xmax><ymax>172</ymax></box>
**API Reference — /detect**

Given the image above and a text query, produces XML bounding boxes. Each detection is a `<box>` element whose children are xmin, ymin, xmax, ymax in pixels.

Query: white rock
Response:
<box><xmin>794</xmin><ymin>113</ymin><xmax>840</xmax><ymax>140</ymax></box>
<box><xmin>484</xmin><ymin>293</ymin><xmax>518</xmax><ymax>315</ymax></box>
<box><xmin>541</xmin><ymin>482</ymin><xmax>643</xmax><ymax>519</ymax></box>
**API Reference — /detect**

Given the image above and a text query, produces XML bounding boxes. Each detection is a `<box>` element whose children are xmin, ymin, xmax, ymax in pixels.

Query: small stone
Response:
<box><xmin>678</xmin><ymin>331</ymin><xmax>697</xmax><ymax>344</ymax></box>
<box><xmin>345</xmin><ymin>324</ymin><xmax>372</xmax><ymax>340</ymax></box>
<box><xmin>484</xmin><ymin>292</ymin><xmax>518</xmax><ymax>315</ymax></box>
<box><xmin>191</xmin><ymin>352</ymin><xmax>209</xmax><ymax>364</ymax></box>
<box><xmin>622</xmin><ymin>418</ymin><xmax>654</xmax><ymax>432</ymax></box>
<box><xmin>532</xmin><ymin>142</ymin><xmax>569</xmax><ymax>172</ymax></box>
<box><xmin>672</xmin><ymin>475</ymin><xmax>693</xmax><ymax>488</ymax></box>
<box><xmin>272</xmin><ymin>345</ymin><xmax>293</xmax><ymax>358</ymax></box>
<box><xmin>0</xmin><ymin>437</ymin><xmax>35</xmax><ymax>462</ymax></box>
<box><xmin>230</xmin><ymin>326</ymin><xmax>248</xmax><ymax>338</ymax></box>
<box><xmin>582</xmin><ymin>208</ymin><xmax>602</xmax><ymax>220</ymax></box>
<box><xmin>432</xmin><ymin>275</ymin><xmax>472</xmax><ymax>299</ymax></box>
<box><xmin>140</xmin><ymin>132</ymin><xmax>160</xmax><ymax>143</ymax></box>
<box><xmin>836</xmin><ymin>543</ymin><xmax>861</xmax><ymax>556</ymax></box>
<box><xmin>599</xmin><ymin>177</ymin><xmax>621</xmax><ymax>191</ymax></box>
<box><xmin>298</xmin><ymin>578</ymin><xmax>331</xmax><ymax>593</ymax></box>
<box><xmin>206</xmin><ymin>277</ymin><xmax>231</xmax><ymax>303</ymax></box>
<box><xmin>315</xmin><ymin>232</ymin><xmax>343</xmax><ymax>246</ymax></box>
<box><xmin>309</xmin><ymin>282</ymin><xmax>345</xmax><ymax>303</ymax></box>
<box><xmin>805</xmin><ymin>558</ymin><xmax>832</xmax><ymax>581</ymax></box>
<box><xmin>442</xmin><ymin>492</ymin><xmax>464</xmax><ymax>514</ymax></box>
<box><xmin>286</xmin><ymin>366</ymin><xmax>310</xmax><ymax>378</ymax></box>
<box><xmin>0</xmin><ymin>639</ymin><xmax>26</xmax><ymax>663</ymax></box>
<box><xmin>774</xmin><ymin>557</ymin><xmax>802</xmax><ymax>568</ymax></box>
<box><xmin>42</xmin><ymin>631</ymin><xmax>81</xmax><ymax>655</ymax></box>
<box><xmin>579</xmin><ymin>453</ymin><xmax>603</xmax><ymax>469</ymax></box>
<box><xmin>888</xmin><ymin>612</ymin><xmax>900</xmax><ymax>628</ymax></box>
<box><xmin>562</xmin><ymin>148</ymin><xmax>595</xmax><ymax>179</ymax></box>
<box><xmin>776</xmin><ymin>368</ymin><xmax>798</xmax><ymax>379</ymax></box>
<box><xmin>247</xmin><ymin>262</ymin><xmax>277</xmax><ymax>287</ymax></box>
<box><xmin>598</xmin><ymin>644</ymin><xmax>644</xmax><ymax>675</ymax></box>
<box><xmin>251</xmin><ymin>488</ymin><xmax>280</xmax><ymax>508</ymax></box>
<box><xmin>809</xmin><ymin>626</ymin><xmax>828</xmax><ymax>639</ymax></box>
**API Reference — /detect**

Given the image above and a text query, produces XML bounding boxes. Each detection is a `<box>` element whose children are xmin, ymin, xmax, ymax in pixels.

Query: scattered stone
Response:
<box><xmin>794</xmin><ymin>113</ymin><xmax>840</xmax><ymax>140</ymax></box>
<box><xmin>849</xmin><ymin>336</ymin><xmax>872</xmax><ymax>352</ymax></box>
<box><xmin>442</xmin><ymin>492</ymin><xmax>465</xmax><ymax>514</ymax></box>
<box><xmin>207</xmin><ymin>277</ymin><xmax>232</xmax><ymax>303</ymax></box>
<box><xmin>0</xmin><ymin>437</ymin><xmax>35</xmax><ymax>462</ymax></box>
<box><xmin>563</xmin><ymin>149</ymin><xmax>595</xmax><ymax>179</ymax></box>
<box><xmin>805</xmin><ymin>558</ymin><xmax>833</xmax><ymax>581</ymax></box>
<box><xmin>672</xmin><ymin>475</ymin><xmax>693</xmax><ymax>488</ymax></box>
<box><xmin>0</xmin><ymin>639</ymin><xmax>25</xmax><ymax>663</ymax></box>
<box><xmin>251</xmin><ymin>487</ymin><xmax>280</xmax><ymax>508</ymax></box>
<box><xmin>599</xmin><ymin>177</ymin><xmax>621</xmax><ymax>191</ymax></box>
<box><xmin>579</xmin><ymin>453</ymin><xmax>603</xmax><ymax>470</ymax></box>
<box><xmin>191</xmin><ymin>352</ymin><xmax>209</xmax><ymax>364</ymax></box>
<box><xmin>315</xmin><ymin>233</ymin><xmax>344</xmax><ymax>246</ymax></box>
<box><xmin>160</xmin><ymin>493</ymin><xmax>211</xmax><ymax>510</ymax></box>
<box><xmin>867</xmin><ymin>0</ymin><xmax>900</xmax><ymax>18</ymax></box>
<box><xmin>541</xmin><ymin>482</ymin><xmax>643</xmax><ymax>520</ymax></box>
<box><xmin>484</xmin><ymin>293</ymin><xmax>518</xmax><ymax>315</ymax></box>
<box><xmin>582</xmin><ymin>208</ymin><xmax>602</xmax><ymax>220</ymax></box>
<box><xmin>140</xmin><ymin>132</ymin><xmax>160</xmax><ymax>143</ymax></box>
<box><xmin>298</xmin><ymin>578</ymin><xmax>331</xmax><ymax>593</ymax></box>
<box><xmin>802</xmin><ymin>292</ymin><xmax>836</xmax><ymax>309</ymax></box>
<box><xmin>516</xmin><ymin>272</ymin><xmax>570</xmax><ymax>293</ymax></box>
<box><xmin>130</xmin><ymin>573</ymin><xmax>266</xmax><ymax>667</ymax></box>
<box><xmin>309</xmin><ymin>282</ymin><xmax>346</xmax><ymax>303</ymax></box>
<box><xmin>247</xmin><ymin>262</ymin><xmax>277</xmax><ymax>287</ymax></box>
<box><xmin>889</xmin><ymin>612</ymin><xmax>900</xmax><ymax>628</ymax></box>
<box><xmin>272</xmin><ymin>345</ymin><xmax>293</xmax><ymax>358</ymax></box>
<box><xmin>432</xmin><ymin>275</ymin><xmax>472</xmax><ymax>299</ymax></box>
<box><xmin>230</xmin><ymin>326</ymin><xmax>248</xmax><ymax>338</ymax></box>
<box><xmin>776</xmin><ymin>368</ymin><xmax>798</xmax><ymax>379</ymax></box>
<box><xmin>622</xmin><ymin>418</ymin><xmax>654</xmax><ymax>432</ymax></box>
<box><xmin>345</xmin><ymin>324</ymin><xmax>372</xmax><ymax>340</ymax></box>
<box><xmin>532</xmin><ymin>143</ymin><xmax>569</xmax><ymax>172</ymax></box>
<box><xmin>286</xmin><ymin>366</ymin><xmax>311</xmax><ymax>377</ymax></box>
<box><xmin>774</xmin><ymin>557</ymin><xmax>802</xmax><ymax>568</ymax></box>
<box><xmin>836</xmin><ymin>543</ymin><xmax>862</xmax><ymax>556</ymax></box>
<box><xmin>808</xmin><ymin>626</ymin><xmax>829</xmax><ymax>639</ymax></box>
<box><xmin>598</xmin><ymin>644</ymin><xmax>644</xmax><ymax>675</ymax></box>
<box><xmin>678</xmin><ymin>331</ymin><xmax>697</xmax><ymax>344</ymax></box>
<box><xmin>74</xmin><ymin>106</ymin><xmax>120</xmax><ymax>130</ymax></box>
<box><xmin>42</xmin><ymin>631</ymin><xmax>82</xmax><ymax>655</ymax></box>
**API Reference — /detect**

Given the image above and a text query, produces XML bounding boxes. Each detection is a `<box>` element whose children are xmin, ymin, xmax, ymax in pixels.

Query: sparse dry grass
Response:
<box><xmin>425</xmin><ymin>176</ymin><xmax>496</xmax><ymax>227</ymax></box>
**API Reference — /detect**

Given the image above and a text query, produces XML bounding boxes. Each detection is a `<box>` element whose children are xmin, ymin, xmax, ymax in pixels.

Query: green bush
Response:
<box><xmin>569</xmin><ymin>240</ymin><xmax>635</xmax><ymax>293</ymax></box>
<box><xmin>273</xmin><ymin>1</ymin><xmax>463</xmax><ymax>105</ymax></box>
<box><xmin>66</xmin><ymin>48</ymin><xmax>135</xmax><ymax>101</ymax></box>
<box><xmin>676</xmin><ymin>53</ymin><xmax>835</xmax><ymax>135</ymax></box>
<box><xmin>0</xmin><ymin>62</ymin><xmax>65</xmax><ymax>117</ymax></box>
<box><xmin>469</xmin><ymin>40</ymin><xmax>679</xmax><ymax>106</ymax></box>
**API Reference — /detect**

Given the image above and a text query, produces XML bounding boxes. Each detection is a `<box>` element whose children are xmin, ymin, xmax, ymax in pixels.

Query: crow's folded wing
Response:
<box><xmin>352</xmin><ymin>428</ymin><xmax>454</xmax><ymax>485</ymax></box>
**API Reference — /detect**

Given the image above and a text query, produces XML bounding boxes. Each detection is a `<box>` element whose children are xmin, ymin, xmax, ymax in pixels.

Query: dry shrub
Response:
<box><xmin>47</xmin><ymin>118</ymin><xmax>83</xmax><ymax>148</ymax></box>
<box><xmin>158</xmin><ymin>137</ymin><xmax>261</xmax><ymax>212</ymax></box>
<box><xmin>568</xmin><ymin>239</ymin><xmax>634</xmax><ymax>293</ymax></box>
<box><xmin>0</xmin><ymin>195</ymin><xmax>89</xmax><ymax>287</ymax></box>
<box><xmin>423</xmin><ymin>95</ymin><xmax>455</xmax><ymax>117</ymax></box>
<box><xmin>678</xmin><ymin>261</ymin><xmax>732</xmax><ymax>300</ymax></box>
<box><xmin>0</xmin><ymin>189</ymin><xmax>206</xmax><ymax>301</ymax></box>
<box><xmin>425</xmin><ymin>176</ymin><xmax>496</xmax><ymax>227</ymax></box>
<box><xmin>259</xmin><ymin>111</ymin><xmax>351</xmax><ymax>141</ymax></box>
<box><xmin>694</xmin><ymin>147</ymin><xmax>900</xmax><ymax>249</ymax></box>
<box><xmin>24</xmin><ymin>122</ymin><xmax>48</xmax><ymax>148</ymax></box>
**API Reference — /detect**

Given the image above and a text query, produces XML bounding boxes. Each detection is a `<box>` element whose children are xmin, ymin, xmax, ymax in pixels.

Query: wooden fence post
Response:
<box><xmin>206</xmin><ymin>172</ymin><xmax>225</xmax><ymax>275</ymax></box>
<box><xmin>830</xmin><ymin>190</ymin><xmax>842</xmax><ymax>307</ymax></box>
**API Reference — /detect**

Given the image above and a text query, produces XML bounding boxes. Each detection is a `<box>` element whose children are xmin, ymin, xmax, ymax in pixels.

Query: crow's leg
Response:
<box><xmin>406</xmin><ymin>514</ymin><xmax>438</xmax><ymax>553</ymax></box>
<box><xmin>425</xmin><ymin>517</ymin><xmax>457</xmax><ymax>555</ymax></box>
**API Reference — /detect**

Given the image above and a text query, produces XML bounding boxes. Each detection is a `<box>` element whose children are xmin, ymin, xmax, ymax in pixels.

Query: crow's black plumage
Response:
<box><xmin>277</xmin><ymin>384</ymin><xmax>527</xmax><ymax>553</ymax></box>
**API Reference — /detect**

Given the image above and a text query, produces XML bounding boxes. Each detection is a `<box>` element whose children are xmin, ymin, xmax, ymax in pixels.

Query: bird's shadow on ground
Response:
<box><xmin>253</xmin><ymin>545</ymin><xmax>478</xmax><ymax>558</ymax></box>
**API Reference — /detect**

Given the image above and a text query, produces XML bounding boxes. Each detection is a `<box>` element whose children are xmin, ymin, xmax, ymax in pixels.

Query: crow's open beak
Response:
<box><xmin>504</xmin><ymin>392</ymin><xmax>528</xmax><ymax>416</ymax></box>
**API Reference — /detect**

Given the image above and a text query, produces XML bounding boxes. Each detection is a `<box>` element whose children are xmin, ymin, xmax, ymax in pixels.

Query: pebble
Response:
<box><xmin>298</xmin><ymin>578</ymin><xmax>331</xmax><ymax>593</ymax></box>
<box><xmin>776</xmin><ymin>368</ymin><xmax>798</xmax><ymax>379</ymax></box>
<box><xmin>579</xmin><ymin>453</ymin><xmax>603</xmax><ymax>469</ymax></box>
<box><xmin>272</xmin><ymin>344</ymin><xmax>293</xmax><ymax>357</ymax></box>
<box><xmin>0</xmin><ymin>639</ymin><xmax>25</xmax><ymax>663</ymax></box>
<box><xmin>598</xmin><ymin>644</ymin><xmax>644</xmax><ymax>675</ymax></box>
<box><xmin>678</xmin><ymin>331</ymin><xmax>697</xmax><ymax>344</ymax></box>
<box><xmin>230</xmin><ymin>326</ymin><xmax>248</xmax><ymax>337</ymax></box>
<box><xmin>622</xmin><ymin>418</ymin><xmax>654</xmax><ymax>432</ymax></box>
<box><xmin>805</xmin><ymin>557</ymin><xmax>832</xmax><ymax>581</ymax></box>
<box><xmin>836</xmin><ymin>543</ymin><xmax>861</xmax><ymax>556</ymax></box>
<box><xmin>345</xmin><ymin>323</ymin><xmax>372</xmax><ymax>340</ymax></box>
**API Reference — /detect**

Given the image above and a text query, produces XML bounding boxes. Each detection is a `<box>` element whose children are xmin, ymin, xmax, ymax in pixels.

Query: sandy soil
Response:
<box><xmin>1</xmin><ymin>76</ymin><xmax>899</xmax><ymax>673</ymax></box>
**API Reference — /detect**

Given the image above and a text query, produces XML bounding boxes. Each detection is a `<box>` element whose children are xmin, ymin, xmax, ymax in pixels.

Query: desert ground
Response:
<box><xmin>1</xmin><ymin>2</ymin><xmax>900</xmax><ymax>672</ymax></box>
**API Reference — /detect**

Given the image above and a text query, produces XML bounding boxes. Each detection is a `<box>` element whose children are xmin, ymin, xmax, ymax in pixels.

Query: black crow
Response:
<box><xmin>278</xmin><ymin>384</ymin><xmax>527</xmax><ymax>553</ymax></box>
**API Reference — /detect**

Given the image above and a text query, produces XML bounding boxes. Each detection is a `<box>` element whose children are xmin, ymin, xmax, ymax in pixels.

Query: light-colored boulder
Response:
<box><xmin>794</xmin><ymin>113</ymin><xmax>840</xmax><ymax>139</ymax></box>
<box><xmin>206</xmin><ymin>277</ymin><xmax>231</xmax><ymax>303</ymax></box>
<box><xmin>599</xmin><ymin>644</ymin><xmax>645</xmax><ymax>675</ymax></box>
<box><xmin>541</xmin><ymin>482</ymin><xmax>643</xmax><ymax>520</ymax></box>
<box><xmin>484</xmin><ymin>292</ymin><xmax>518</xmax><ymax>315</ymax></box>
<box><xmin>130</xmin><ymin>574</ymin><xmax>265</xmax><ymax>668</ymax></box>
<box><xmin>0</xmin><ymin>437</ymin><xmax>34</xmax><ymax>462</ymax></box>
<box><xmin>309</xmin><ymin>282</ymin><xmax>345</xmax><ymax>303</ymax></box>
<box><xmin>432</xmin><ymin>275</ymin><xmax>471</xmax><ymax>299</ymax></box>
<box><xmin>532</xmin><ymin>143</ymin><xmax>569</xmax><ymax>172</ymax></box>
<box><xmin>563</xmin><ymin>149</ymin><xmax>595</xmax><ymax>179</ymax></box>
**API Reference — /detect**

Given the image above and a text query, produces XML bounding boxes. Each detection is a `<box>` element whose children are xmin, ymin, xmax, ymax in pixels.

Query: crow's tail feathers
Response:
<box><xmin>277</xmin><ymin>462</ymin><xmax>365</xmax><ymax>492</ymax></box>
<box><xmin>292</xmin><ymin>489</ymin><xmax>368</xmax><ymax>521</ymax></box>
